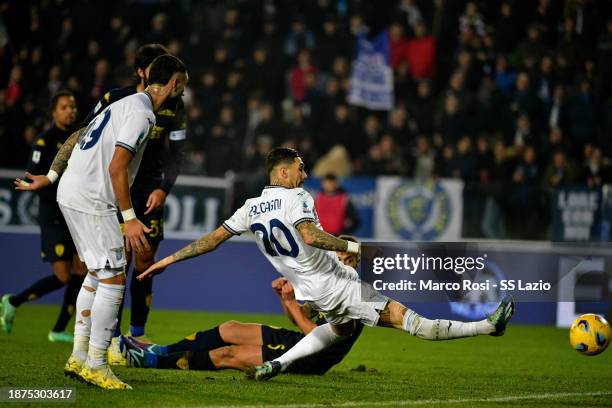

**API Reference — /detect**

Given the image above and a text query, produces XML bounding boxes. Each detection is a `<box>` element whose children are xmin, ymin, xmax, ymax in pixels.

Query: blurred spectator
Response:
<box><xmin>289</xmin><ymin>49</ymin><xmax>318</xmax><ymax>103</ymax></box>
<box><xmin>406</xmin><ymin>21</ymin><xmax>436</xmax><ymax>79</ymax></box>
<box><xmin>580</xmin><ymin>146</ymin><xmax>612</xmax><ymax>188</ymax></box>
<box><xmin>494</xmin><ymin>55</ymin><xmax>516</xmax><ymax>96</ymax></box>
<box><xmin>410</xmin><ymin>135</ymin><xmax>435</xmax><ymax>181</ymax></box>
<box><xmin>544</xmin><ymin>150</ymin><xmax>578</xmax><ymax>190</ymax></box>
<box><xmin>568</xmin><ymin>79</ymin><xmax>596</xmax><ymax>151</ymax></box>
<box><xmin>494</xmin><ymin>2</ymin><xmax>520</xmax><ymax>54</ymax></box>
<box><xmin>314</xmin><ymin>174</ymin><xmax>361</xmax><ymax>236</ymax></box>
<box><xmin>515</xmin><ymin>25</ymin><xmax>546</xmax><ymax>70</ymax></box>
<box><xmin>396</xmin><ymin>0</ymin><xmax>423</xmax><ymax>34</ymax></box>
<box><xmin>409</xmin><ymin>80</ymin><xmax>436</xmax><ymax>135</ymax></box>
<box><xmin>459</xmin><ymin>2</ymin><xmax>485</xmax><ymax>38</ymax></box>
<box><xmin>284</xmin><ymin>16</ymin><xmax>315</xmax><ymax>57</ymax></box>
<box><xmin>510</xmin><ymin>145</ymin><xmax>543</xmax><ymax>239</ymax></box>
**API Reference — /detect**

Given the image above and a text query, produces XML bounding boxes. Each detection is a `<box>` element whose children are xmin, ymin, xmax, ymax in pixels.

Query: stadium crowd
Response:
<box><xmin>1</xmin><ymin>0</ymin><xmax>611</xmax><ymax>239</ymax></box>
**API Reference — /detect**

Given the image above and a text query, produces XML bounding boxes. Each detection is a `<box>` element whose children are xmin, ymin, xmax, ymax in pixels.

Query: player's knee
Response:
<box><xmin>219</xmin><ymin>320</ymin><xmax>243</xmax><ymax>339</ymax></box>
<box><xmin>134</xmin><ymin>245</ymin><xmax>157</xmax><ymax>271</ymax></box>
<box><xmin>209</xmin><ymin>346</ymin><xmax>234</xmax><ymax>368</ymax></box>
<box><xmin>52</xmin><ymin>261</ymin><xmax>72</xmax><ymax>284</ymax></box>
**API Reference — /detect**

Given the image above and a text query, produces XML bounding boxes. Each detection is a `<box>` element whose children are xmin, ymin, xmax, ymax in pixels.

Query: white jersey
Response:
<box><xmin>223</xmin><ymin>186</ymin><xmax>358</xmax><ymax>302</ymax></box>
<box><xmin>57</xmin><ymin>93</ymin><xmax>155</xmax><ymax>216</ymax></box>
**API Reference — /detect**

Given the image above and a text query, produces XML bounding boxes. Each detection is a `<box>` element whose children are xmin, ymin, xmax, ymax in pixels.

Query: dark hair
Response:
<box><xmin>265</xmin><ymin>147</ymin><xmax>300</xmax><ymax>175</ymax></box>
<box><xmin>147</xmin><ymin>54</ymin><xmax>187</xmax><ymax>86</ymax></box>
<box><xmin>322</xmin><ymin>173</ymin><xmax>338</xmax><ymax>181</ymax></box>
<box><xmin>48</xmin><ymin>90</ymin><xmax>75</xmax><ymax>115</ymax></box>
<box><xmin>134</xmin><ymin>44</ymin><xmax>169</xmax><ymax>71</ymax></box>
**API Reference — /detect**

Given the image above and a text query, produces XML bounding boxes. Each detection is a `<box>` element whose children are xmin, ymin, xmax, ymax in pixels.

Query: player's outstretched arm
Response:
<box><xmin>14</xmin><ymin>128</ymin><xmax>84</xmax><ymax>191</ymax></box>
<box><xmin>296</xmin><ymin>221</ymin><xmax>360</xmax><ymax>254</ymax></box>
<box><xmin>137</xmin><ymin>226</ymin><xmax>232</xmax><ymax>280</ymax></box>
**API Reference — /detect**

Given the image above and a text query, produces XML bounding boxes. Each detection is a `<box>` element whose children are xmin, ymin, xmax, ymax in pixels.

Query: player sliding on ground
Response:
<box><xmin>140</xmin><ymin>148</ymin><xmax>515</xmax><ymax>381</ymax></box>
<box><xmin>122</xmin><ymin>237</ymin><xmax>364</xmax><ymax>374</ymax></box>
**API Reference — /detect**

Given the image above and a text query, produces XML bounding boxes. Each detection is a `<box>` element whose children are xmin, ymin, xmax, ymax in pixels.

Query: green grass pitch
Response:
<box><xmin>1</xmin><ymin>305</ymin><xmax>611</xmax><ymax>407</ymax></box>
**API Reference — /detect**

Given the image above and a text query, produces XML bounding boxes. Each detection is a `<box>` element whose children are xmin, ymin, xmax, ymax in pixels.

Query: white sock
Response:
<box><xmin>73</xmin><ymin>273</ymin><xmax>98</xmax><ymax>361</ymax></box>
<box><xmin>87</xmin><ymin>282</ymin><xmax>124</xmax><ymax>367</ymax></box>
<box><xmin>402</xmin><ymin>309</ymin><xmax>494</xmax><ymax>340</ymax></box>
<box><xmin>274</xmin><ymin>323</ymin><xmax>346</xmax><ymax>371</ymax></box>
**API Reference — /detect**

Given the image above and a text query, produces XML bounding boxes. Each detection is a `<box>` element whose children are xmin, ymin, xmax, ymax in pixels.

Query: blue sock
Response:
<box><xmin>151</xmin><ymin>345</ymin><xmax>169</xmax><ymax>356</ymax></box>
<box><xmin>113</xmin><ymin>326</ymin><xmax>121</xmax><ymax>338</ymax></box>
<box><xmin>130</xmin><ymin>325</ymin><xmax>145</xmax><ymax>337</ymax></box>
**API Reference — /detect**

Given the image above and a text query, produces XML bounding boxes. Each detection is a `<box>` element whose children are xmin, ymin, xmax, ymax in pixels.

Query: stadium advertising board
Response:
<box><xmin>0</xmin><ymin>170</ymin><xmax>232</xmax><ymax>234</ymax></box>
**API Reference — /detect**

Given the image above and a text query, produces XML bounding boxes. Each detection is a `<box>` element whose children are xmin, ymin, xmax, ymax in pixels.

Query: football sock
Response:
<box><xmin>73</xmin><ymin>273</ymin><xmax>98</xmax><ymax>360</ymax></box>
<box><xmin>274</xmin><ymin>323</ymin><xmax>346</xmax><ymax>371</ymax></box>
<box><xmin>88</xmin><ymin>282</ymin><xmax>124</xmax><ymax>367</ymax></box>
<box><xmin>167</xmin><ymin>326</ymin><xmax>226</xmax><ymax>355</ymax></box>
<box><xmin>112</xmin><ymin>295</ymin><xmax>125</xmax><ymax>338</ymax></box>
<box><xmin>52</xmin><ymin>274</ymin><xmax>84</xmax><ymax>333</ymax></box>
<box><xmin>9</xmin><ymin>275</ymin><xmax>65</xmax><ymax>307</ymax></box>
<box><xmin>130</xmin><ymin>269</ymin><xmax>153</xmax><ymax>332</ymax></box>
<box><xmin>402</xmin><ymin>309</ymin><xmax>494</xmax><ymax>340</ymax></box>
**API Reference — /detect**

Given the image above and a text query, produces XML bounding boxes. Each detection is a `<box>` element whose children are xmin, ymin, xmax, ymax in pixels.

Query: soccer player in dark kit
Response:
<box><xmin>1</xmin><ymin>91</ymin><xmax>87</xmax><ymax>342</ymax></box>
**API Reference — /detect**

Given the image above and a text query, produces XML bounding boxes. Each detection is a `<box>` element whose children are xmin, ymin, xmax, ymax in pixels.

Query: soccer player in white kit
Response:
<box><xmin>139</xmin><ymin>148</ymin><xmax>515</xmax><ymax>381</ymax></box>
<box><xmin>15</xmin><ymin>55</ymin><xmax>188</xmax><ymax>389</ymax></box>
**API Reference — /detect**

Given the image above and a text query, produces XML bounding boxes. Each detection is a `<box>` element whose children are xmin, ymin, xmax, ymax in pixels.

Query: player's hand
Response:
<box><xmin>124</xmin><ymin>218</ymin><xmax>152</xmax><ymax>255</ymax></box>
<box><xmin>144</xmin><ymin>188</ymin><xmax>167</xmax><ymax>215</ymax></box>
<box><xmin>14</xmin><ymin>172</ymin><xmax>51</xmax><ymax>191</ymax></box>
<box><xmin>271</xmin><ymin>277</ymin><xmax>288</xmax><ymax>296</ymax></box>
<box><xmin>138</xmin><ymin>256</ymin><xmax>172</xmax><ymax>280</ymax></box>
<box><xmin>281</xmin><ymin>281</ymin><xmax>296</xmax><ymax>302</ymax></box>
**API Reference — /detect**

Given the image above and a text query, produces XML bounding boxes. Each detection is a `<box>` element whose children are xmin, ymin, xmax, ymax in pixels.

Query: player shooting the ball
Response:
<box><xmin>120</xmin><ymin>235</ymin><xmax>364</xmax><ymax>375</ymax></box>
<box><xmin>140</xmin><ymin>147</ymin><xmax>515</xmax><ymax>381</ymax></box>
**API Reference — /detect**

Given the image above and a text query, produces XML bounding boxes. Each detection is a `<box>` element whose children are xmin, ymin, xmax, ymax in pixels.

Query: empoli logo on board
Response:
<box><xmin>387</xmin><ymin>180</ymin><xmax>451</xmax><ymax>240</ymax></box>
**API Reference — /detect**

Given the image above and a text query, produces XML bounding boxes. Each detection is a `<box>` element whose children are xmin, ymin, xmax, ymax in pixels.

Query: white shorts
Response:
<box><xmin>59</xmin><ymin>204</ymin><xmax>126</xmax><ymax>272</ymax></box>
<box><xmin>311</xmin><ymin>279</ymin><xmax>389</xmax><ymax>327</ymax></box>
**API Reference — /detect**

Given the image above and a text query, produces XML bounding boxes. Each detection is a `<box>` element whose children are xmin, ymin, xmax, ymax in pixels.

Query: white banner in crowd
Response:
<box><xmin>374</xmin><ymin>177</ymin><xmax>464</xmax><ymax>241</ymax></box>
<box><xmin>347</xmin><ymin>30</ymin><xmax>394</xmax><ymax>111</ymax></box>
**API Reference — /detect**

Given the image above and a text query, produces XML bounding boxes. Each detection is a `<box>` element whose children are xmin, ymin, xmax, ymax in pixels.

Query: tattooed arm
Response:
<box><xmin>14</xmin><ymin>128</ymin><xmax>84</xmax><ymax>192</ymax></box>
<box><xmin>296</xmin><ymin>221</ymin><xmax>354</xmax><ymax>252</ymax></box>
<box><xmin>137</xmin><ymin>226</ymin><xmax>233</xmax><ymax>280</ymax></box>
<box><xmin>50</xmin><ymin>128</ymin><xmax>83</xmax><ymax>175</ymax></box>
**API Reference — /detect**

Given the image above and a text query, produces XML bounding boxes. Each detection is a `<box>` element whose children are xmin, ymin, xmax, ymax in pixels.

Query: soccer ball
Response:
<box><xmin>569</xmin><ymin>314</ymin><xmax>611</xmax><ymax>356</ymax></box>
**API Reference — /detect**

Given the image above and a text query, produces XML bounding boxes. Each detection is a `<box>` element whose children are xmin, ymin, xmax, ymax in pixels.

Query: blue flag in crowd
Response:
<box><xmin>347</xmin><ymin>30</ymin><xmax>394</xmax><ymax>111</ymax></box>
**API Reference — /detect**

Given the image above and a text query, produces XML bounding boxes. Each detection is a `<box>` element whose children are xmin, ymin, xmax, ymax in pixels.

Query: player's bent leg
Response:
<box><xmin>210</xmin><ymin>345</ymin><xmax>263</xmax><ymax>371</ymax></box>
<box><xmin>130</xmin><ymin>245</ymin><xmax>157</xmax><ymax>338</ymax></box>
<box><xmin>249</xmin><ymin>321</ymin><xmax>353</xmax><ymax>381</ymax></box>
<box><xmin>219</xmin><ymin>320</ymin><xmax>264</xmax><ymax>345</ymax></box>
